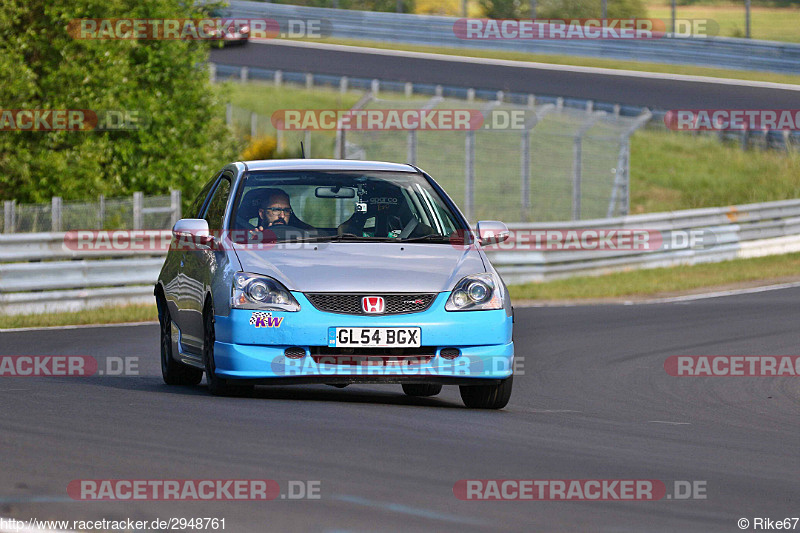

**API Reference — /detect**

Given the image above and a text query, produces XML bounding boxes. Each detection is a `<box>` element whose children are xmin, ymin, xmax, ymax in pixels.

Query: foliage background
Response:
<box><xmin>0</xmin><ymin>0</ymin><xmax>240</xmax><ymax>203</ymax></box>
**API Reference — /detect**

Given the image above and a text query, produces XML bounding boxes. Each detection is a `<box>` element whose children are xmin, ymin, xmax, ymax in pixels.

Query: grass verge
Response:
<box><xmin>278</xmin><ymin>37</ymin><xmax>800</xmax><ymax>86</ymax></box>
<box><xmin>508</xmin><ymin>252</ymin><xmax>800</xmax><ymax>301</ymax></box>
<box><xmin>0</xmin><ymin>304</ymin><xmax>157</xmax><ymax>330</ymax></box>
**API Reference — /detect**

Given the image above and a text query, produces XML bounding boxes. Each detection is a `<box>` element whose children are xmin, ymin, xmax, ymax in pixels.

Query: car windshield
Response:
<box><xmin>230</xmin><ymin>170</ymin><xmax>465</xmax><ymax>244</ymax></box>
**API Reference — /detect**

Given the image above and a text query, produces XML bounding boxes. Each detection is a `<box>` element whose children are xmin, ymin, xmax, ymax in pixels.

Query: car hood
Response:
<box><xmin>231</xmin><ymin>242</ymin><xmax>486</xmax><ymax>293</ymax></box>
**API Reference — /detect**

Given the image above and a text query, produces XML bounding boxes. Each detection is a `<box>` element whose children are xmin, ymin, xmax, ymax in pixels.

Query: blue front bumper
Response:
<box><xmin>213</xmin><ymin>292</ymin><xmax>514</xmax><ymax>383</ymax></box>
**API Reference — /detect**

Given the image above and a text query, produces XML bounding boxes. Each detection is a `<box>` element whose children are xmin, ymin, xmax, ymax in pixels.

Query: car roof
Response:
<box><xmin>241</xmin><ymin>159</ymin><xmax>417</xmax><ymax>173</ymax></box>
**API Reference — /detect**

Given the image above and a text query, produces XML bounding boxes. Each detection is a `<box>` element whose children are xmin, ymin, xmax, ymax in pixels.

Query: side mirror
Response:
<box><xmin>172</xmin><ymin>218</ymin><xmax>214</xmax><ymax>246</ymax></box>
<box><xmin>476</xmin><ymin>220</ymin><xmax>510</xmax><ymax>246</ymax></box>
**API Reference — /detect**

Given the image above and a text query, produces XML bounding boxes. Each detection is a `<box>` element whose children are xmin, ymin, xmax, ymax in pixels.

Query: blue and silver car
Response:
<box><xmin>155</xmin><ymin>159</ymin><xmax>514</xmax><ymax>408</ymax></box>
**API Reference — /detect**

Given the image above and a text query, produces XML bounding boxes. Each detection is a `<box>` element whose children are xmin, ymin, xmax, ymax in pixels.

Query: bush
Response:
<box><xmin>0</xmin><ymin>0</ymin><xmax>240</xmax><ymax>203</ymax></box>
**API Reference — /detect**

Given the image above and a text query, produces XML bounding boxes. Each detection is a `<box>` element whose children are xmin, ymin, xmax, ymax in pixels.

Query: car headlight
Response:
<box><xmin>231</xmin><ymin>272</ymin><xmax>300</xmax><ymax>312</ymax></box>
<box><xmin>445</xmin><ymin>273</ymin><xmax>504</xmax><ymax>311</ymax></box>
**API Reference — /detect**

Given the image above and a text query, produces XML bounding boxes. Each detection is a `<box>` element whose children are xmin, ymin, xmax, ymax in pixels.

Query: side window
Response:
<box><xmin>203</xmin><ymin>177</ymin><xmax>232</xmax><ymax>231</ymax></box>
<box><xmin>188</xmin><ymin>172</ymin><xmax>222</xmax><ymax>218</ymax></box>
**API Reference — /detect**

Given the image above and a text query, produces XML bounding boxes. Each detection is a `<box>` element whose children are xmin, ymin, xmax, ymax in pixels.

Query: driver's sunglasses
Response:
<box><xmin>265</xmin><ymin>207</ymin><xmax>292</xmax><ymax>215</ymax></box>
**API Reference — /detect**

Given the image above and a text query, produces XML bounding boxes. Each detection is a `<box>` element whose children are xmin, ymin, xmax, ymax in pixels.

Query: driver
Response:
<box><xmin>256</xmin><ymin>190</ymin><xmax>292</xmax><ymax>228</ymax></box>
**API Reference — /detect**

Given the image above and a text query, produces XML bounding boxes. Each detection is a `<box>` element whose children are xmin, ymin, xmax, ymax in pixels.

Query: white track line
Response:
<box><xmin>514</xmin><ymin>280</ymin><xmax>800</xmax><ymax>307</ymax></box>
<box><xmin>251</xmin><ymin>39</ymin><xmax>800</xmax><ymax>91</ymax></box>
<box><xmin>0</xmin><ymin>321</ymin><xmax>157</xmax><ymax>334</ymax></box>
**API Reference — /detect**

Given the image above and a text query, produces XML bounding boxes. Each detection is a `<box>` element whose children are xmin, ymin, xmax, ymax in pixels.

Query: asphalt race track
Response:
<box><xmin>209</xmin><ymin>41</ymin><xmax>800</xmax><ymax>110</ymax></box>
<box><xmin>1</xmin><ymin>287</ymin><xmax>798</xmax><ymax>532</ymax></box>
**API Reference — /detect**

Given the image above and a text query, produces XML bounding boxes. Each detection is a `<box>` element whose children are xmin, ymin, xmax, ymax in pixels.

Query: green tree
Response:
<box><xmin>0</xmin><ymin>0</ymin><xmax>240</xmax><ymax>203</ymax></box>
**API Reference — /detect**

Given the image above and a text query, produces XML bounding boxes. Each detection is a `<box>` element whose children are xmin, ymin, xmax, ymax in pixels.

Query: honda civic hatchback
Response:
<box><xmin>155</xmin><ymin>159</ymin><xmax>514</xmax><ymax>408</ymax></box>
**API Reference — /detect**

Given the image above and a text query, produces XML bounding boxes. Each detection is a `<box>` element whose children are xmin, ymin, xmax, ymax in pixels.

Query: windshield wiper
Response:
<box><xmin>398</xmin><ymin>234</ymin><xmax>455</xmax><ymax>244</ymax></box>
<box><xmin>281</xmin><ymin>233</ymin><xmax>399</xmax><ymax>243</ymax></box>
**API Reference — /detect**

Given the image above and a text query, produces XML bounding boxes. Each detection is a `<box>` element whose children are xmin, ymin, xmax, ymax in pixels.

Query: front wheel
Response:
<box><xmin>203</xmin><ymin>302</ymin><xmax>254</xmax><ymax>397</ymax></box>
<box><xmin>459</xmin><ymin>376</ymin><xmax>513</xmax><ymax>409</ymax></box>
<box><xmin>159</xmin><ymin>302</ymin><xmax>203</xmax><ymax>386</ymax></box>
<box><xmin>402</xmin><ymin>383</ymin><xmax>442</xmax><ymax>397</ymax></box>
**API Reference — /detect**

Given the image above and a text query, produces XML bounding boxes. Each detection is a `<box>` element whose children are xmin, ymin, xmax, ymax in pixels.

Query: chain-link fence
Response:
<box><xmin>1</xmin><ymin>192</ymin><xmax>181</xmax><ymax>233</ymax></box>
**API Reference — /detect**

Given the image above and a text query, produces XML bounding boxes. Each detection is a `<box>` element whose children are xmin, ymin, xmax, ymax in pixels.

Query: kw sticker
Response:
<box><xmin>250</xmin><ymin>312</ymin><xmax>283</xmax><ymax>328</ymax></box>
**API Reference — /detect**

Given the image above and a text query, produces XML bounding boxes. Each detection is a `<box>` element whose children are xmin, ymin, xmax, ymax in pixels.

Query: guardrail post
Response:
<box><xmin>556</xmin><ymin>97</ymin><xmax>564</xmax><ymax>110</ymax></box>
<box><xmin>404</xmin><ymin>82</ymin><xmax>413</xmax><ymax>98</ymax></box>
<box><xmin>98</xmin><ymin>194</ymin><xmax>105</xmax><ymax>229</ymax></box>
<box><xmin>133</xmin><ymin>192</ymin><xmax>143</xmax><ymax>230</ymax></box>
<box><xmin>250</xmin><ymin>112</ymin><xmax>258</xmax><ymax>138</ymax></box>
<box><xmin>170</xmin><ymin>190</ymin><xmax>181</xmax><ymax>226</ymax></box>
<box><xmin>275</xmin><ymin>70</ymin><xmax>282</xmax><ymax>87</ymax></box>
<box><xmin>304</xmin><ymin>130</ymin><xmax>311</xmax><ymax>157</ymax></box>
<box><xmin>277</xmin><ymin>127</ymin><xmax>285</xmax><ymax>153</ymax></box>
<box><xmin>371</xmin><ymin>79</ymin><xmax>379</xmax><ymax>96</ymax></box>
<box><xmin>208</xmin><ymin>62</ymin><xmax>216</xmax><ymax>83</ymax></box>
<box><xmin>340</xmin><ymin>76</ymin><xmax>348</xmax><ymax>93</ymax></box>
<box><xmin>3</xmin><ymin>200</ymin><xmax>15</xmax><ymax>233</ymax></box>
<box><xmin>305</xmin><ymin>73</ymin><xmax>313</xmax><ymax>89</ymax></box>
<box><xmin>521</xmin><ymin>129</ymin><xmax>531</xmax><ymax>222</ymax></box>
<box><xmin>225</xmin><ymin>103</ymin><xmax>232</xmax><ymax>127</ymax></box>
<box><xmin>496</xmin><ymin>91</ymin><xmax>504</xmax><ymax>103</ymax></box>
<box><xmin>465</xmin><ymin>130</ymin><xmax>475</xmax><ymax>222</ymax></box>
<box><xmin>240</xmin><ymin>66</ymin><xmax>248</xmax><ymax>83</ymax></box>
<box><xmin>467</xmin><ymin>88</ymin><xmax>475</xmax><ymax>102</ymax></box>
<box><xmin>527</xmin><ymin>94</ymin><xmax>535</xmax><ymax>108</ymax></box>
<box><xmin>586</xmin><ymin>100</ymin><xmax>593</xmax><ymax>113</ymax></box>
<box><xmin>435</xmin><ymin>85</ymin><xmax>443</xmax><ymax>97</ymax></box>
<box><xmin>51</xmin><ymin>197</ymin><xmax>62</xmax><ymax>232</ymax></box>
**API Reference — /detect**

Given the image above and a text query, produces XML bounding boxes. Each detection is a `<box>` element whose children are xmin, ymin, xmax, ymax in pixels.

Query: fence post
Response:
<box><xmin>3</xmin><ymin>200</ymin><xmax>15</xmax><ymax>233</ymax></box>
<box><xmin>277</xmin><ymin>127</ymin><xmax>285</xmax><ymax>153</ymax></box>
<box><xmin>98</xmin><ymin>194</ymin><xmax>105</xmax><ymax>229</ymax></box>
<box><xmin>225</xmin><ymin>103</ymin><xmax>232</xmax><ymax>127</ymax></box>
<box><xmin>407</xmin><ymin>130</ymin><xmax>417</xmax><ymax>165</ymax></box>
<box><xmin>304</xmin><ymin>130</ymin><xmax>311</xmax><ymax>157</ymax></box>
<box><xmin>250</xmin><ymin>112</ymin><xmax>258</xmax><ymax>138</ymax></box>
<box><xmin>170</xmin><ymin>190</ymin><xmax>182</xmax><ymax>226</ymax></box>
<box><xmin>51</xmin><ymin>197</ymin><xmax>62</xmax><ymax>232</ymax></box>
<box><xmin>465</xmin><ymin>130</ymin><xmax>475</xmax><ymax>223</ymax></box>
<box><xmin>133</xmin><ymin>192</ymin><xmax>143</xmax><ymax>230</ymax></box>
<box><xmin>521</xmin><ymin>129</ymin><xmax>531</xmax><ymax>222</ymax></box>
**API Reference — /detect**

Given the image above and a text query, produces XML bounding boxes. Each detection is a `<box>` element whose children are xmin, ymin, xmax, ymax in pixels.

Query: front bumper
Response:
<box><xmin>213</xmin><ymin>292</ymin><xmax>514</xmax><ymax>383</ymax></box>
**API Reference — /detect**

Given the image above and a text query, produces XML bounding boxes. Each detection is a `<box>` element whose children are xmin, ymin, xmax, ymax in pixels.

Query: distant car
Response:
<box><xmin>155</xmin><ymin>160</ymin><xmax>514</xmax><ymax>408</ymax></box>
<box><xmin>207</xmin><ymin>9</ymin><xmax>249</xmax><ymax>45</ymax></box>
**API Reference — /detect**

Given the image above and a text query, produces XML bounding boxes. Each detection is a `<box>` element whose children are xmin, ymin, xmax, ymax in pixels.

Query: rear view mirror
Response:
<box><xmin>476</xmin><ymin>220</ymin><xmax>510</xmax><ymax>246</ymax></box>
<box><xmin>316</xmin><ymin>186</ymin><xmax>355</xmax><ymax>198</ymax></box>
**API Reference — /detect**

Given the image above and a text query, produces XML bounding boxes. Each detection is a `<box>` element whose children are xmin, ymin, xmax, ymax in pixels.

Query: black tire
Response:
<box><xmin>402</xmin><ymin>383</ymin><xmax>442</xmax><ymax>397</ymax></box>
<box><xmin>203</xmin><ymin>301</ymin><xmax>254</xmax><ymax>397</ymax></box>
<box><xmin>459</xmin><ymin>376</ymin><xmax>513</xmax><ymax>409</ymax></box>
<box><xmin>159</xmin><ymin>300</ymin><xmax>203</xmax><ymax>386</ymax></box>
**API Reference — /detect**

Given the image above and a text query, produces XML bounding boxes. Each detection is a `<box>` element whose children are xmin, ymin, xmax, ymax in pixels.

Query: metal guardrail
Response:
<box><xmin>228</xmin><ymin>0</ymin><xmax>800</xmax><ymax>74</ymax></box>
<box><xmin>3</xmin><ymin>199</ymin><xmax>800</xmax><ymax>314</ymax></box>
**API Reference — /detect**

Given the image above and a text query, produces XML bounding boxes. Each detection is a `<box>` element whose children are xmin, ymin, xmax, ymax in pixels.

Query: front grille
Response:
<box><xmin>305</xmin><ymin>293</ymin><xmax>436</xmax><ymax>315</ymax></box>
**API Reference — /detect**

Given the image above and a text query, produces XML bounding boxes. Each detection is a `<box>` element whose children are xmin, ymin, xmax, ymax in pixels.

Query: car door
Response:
<box><xmin>179</xmin><ymin>171</ymin><xmax>234</xmax><ymax>353</ymax></box>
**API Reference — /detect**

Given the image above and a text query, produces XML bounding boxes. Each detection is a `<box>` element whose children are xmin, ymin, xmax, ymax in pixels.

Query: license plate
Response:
<box><xmin>329</xmin><ymin>327</ymin><xmax>421</xmax><ymax>348</ymax></box>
